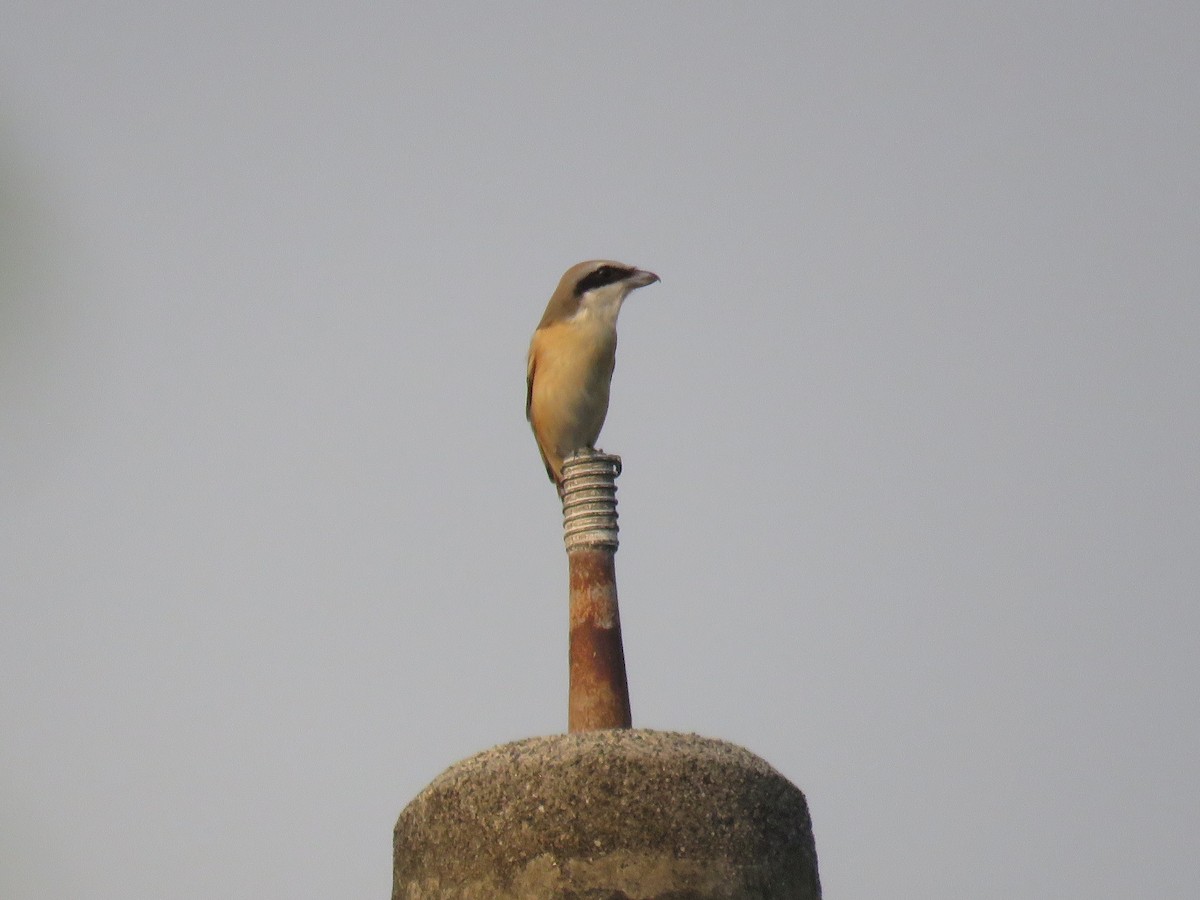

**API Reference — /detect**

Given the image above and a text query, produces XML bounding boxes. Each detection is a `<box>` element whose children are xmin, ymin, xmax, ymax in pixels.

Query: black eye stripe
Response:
<box><xmin>574</xmin><ymin>265</ymin><xmax>633</xmax><ymax>296</ymax></box>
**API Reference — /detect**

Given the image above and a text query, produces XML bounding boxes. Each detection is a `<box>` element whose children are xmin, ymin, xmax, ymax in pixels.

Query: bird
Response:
<box><xmin>526</xmin><ymin>260</ymin><xmax>660</xmax><ymax>490</ymax></box>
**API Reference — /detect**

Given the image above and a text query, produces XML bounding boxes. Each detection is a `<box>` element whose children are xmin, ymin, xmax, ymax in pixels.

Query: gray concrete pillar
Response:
<box><xmin>393</xmin><ymin>729</ymin><xmax>820</xmax><ymax>898</ymax></box>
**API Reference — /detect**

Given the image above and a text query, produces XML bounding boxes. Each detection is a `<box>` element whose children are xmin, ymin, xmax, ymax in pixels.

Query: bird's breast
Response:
<box><xmin>529</xmin><ymin>319</ymin><xmax>618</xmax><ymax>446</ymax></box>
<box><xmin>532</xmin><ymin>320</ymin><xmax>616</xmax><ymax>392</ymax></box>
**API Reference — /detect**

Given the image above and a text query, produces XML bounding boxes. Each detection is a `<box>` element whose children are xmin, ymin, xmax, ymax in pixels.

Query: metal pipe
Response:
<box><xmin>560</xmin><ymin>451</ymin><xmax>631</xmax><ymax>731</ymax></box>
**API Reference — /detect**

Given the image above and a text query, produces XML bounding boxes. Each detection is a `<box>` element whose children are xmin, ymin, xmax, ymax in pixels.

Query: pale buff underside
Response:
<box><xmin>527</xmin><ymin>319</ymin><xmax>618</xmax><ymax>483</ymax></box>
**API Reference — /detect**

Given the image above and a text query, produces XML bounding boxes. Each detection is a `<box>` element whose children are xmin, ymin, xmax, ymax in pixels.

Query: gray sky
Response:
<box><xmin>2</xmin><ymin>3</ymin><xmax>1197</xmax><ymax>897</ymax></box>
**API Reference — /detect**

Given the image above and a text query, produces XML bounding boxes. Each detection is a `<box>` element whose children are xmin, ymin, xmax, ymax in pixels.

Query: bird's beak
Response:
<box><xmin>627</xmin><ymin>269</ymin><xmax>660</xmax><ymax>288</ymax></box>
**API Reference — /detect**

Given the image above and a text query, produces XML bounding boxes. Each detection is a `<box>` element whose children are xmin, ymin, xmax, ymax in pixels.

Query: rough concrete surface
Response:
<box><xmin>393</xmin><ymin>729</ymin><xmax>820</xmax><ymax>899</ymax></box>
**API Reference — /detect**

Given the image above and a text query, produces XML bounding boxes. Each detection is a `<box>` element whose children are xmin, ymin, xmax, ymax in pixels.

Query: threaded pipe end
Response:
<box><xmin>560</xmin><ymin>450</ymin><xmax>621</xmax><ymax>552</ymax></box>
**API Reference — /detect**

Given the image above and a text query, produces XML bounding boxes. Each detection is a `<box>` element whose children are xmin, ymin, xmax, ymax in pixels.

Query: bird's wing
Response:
<box><xmin>526</xmin><ymin>339</ymin><xmax>557</xmax><ymax>484</ymax></box>
<box><xmin>525</xmin><ymin>343</ymin><xmax>536</xmax><ymax>422</ymax></box>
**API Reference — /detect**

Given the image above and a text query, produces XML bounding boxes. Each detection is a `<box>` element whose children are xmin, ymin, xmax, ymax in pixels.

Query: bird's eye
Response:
<box><xmin>573</xmin><ymin>265</ymin><xmax>629</xmax><ymax>296</ymax></box>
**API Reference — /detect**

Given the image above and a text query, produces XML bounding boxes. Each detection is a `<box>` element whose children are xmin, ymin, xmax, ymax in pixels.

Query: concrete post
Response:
<box><xmin>393</xmin><ymin>730</ymin><xmax>821</xmax><ymax>898</ymax></box>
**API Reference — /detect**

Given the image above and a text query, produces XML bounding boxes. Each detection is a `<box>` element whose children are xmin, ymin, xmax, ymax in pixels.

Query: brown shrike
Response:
<box><xmin>526</xmin><ymin>260</ymin><xmax>660</xmax><ymax>489</ymax></box>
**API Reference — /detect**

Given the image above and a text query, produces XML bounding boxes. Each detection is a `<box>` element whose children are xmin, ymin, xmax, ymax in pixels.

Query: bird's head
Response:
<box><xmin>538</xmin><ymin>260</ymin><xmax>660</xmax><ymax>330</ymax></box>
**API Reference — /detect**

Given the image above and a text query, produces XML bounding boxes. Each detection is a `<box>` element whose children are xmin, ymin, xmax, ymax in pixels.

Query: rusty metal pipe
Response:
<box><xmin>560</xmin><ymin>451</ymin><xmax>631</xmax><ymax>732</ymax></box>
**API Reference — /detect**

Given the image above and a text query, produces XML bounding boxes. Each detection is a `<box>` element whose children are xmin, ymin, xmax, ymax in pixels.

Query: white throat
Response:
<box><xmin>573</xmin><ymin>283</ymin><xmax>628</xmax><ymax>330</ymax></box>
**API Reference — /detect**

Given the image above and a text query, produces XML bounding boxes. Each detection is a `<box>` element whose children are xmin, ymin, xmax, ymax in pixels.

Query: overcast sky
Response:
<box><xmin>2</xmin><ymin>3</ymin><xmax>1197</xmax><ymax>898</ymax></box>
